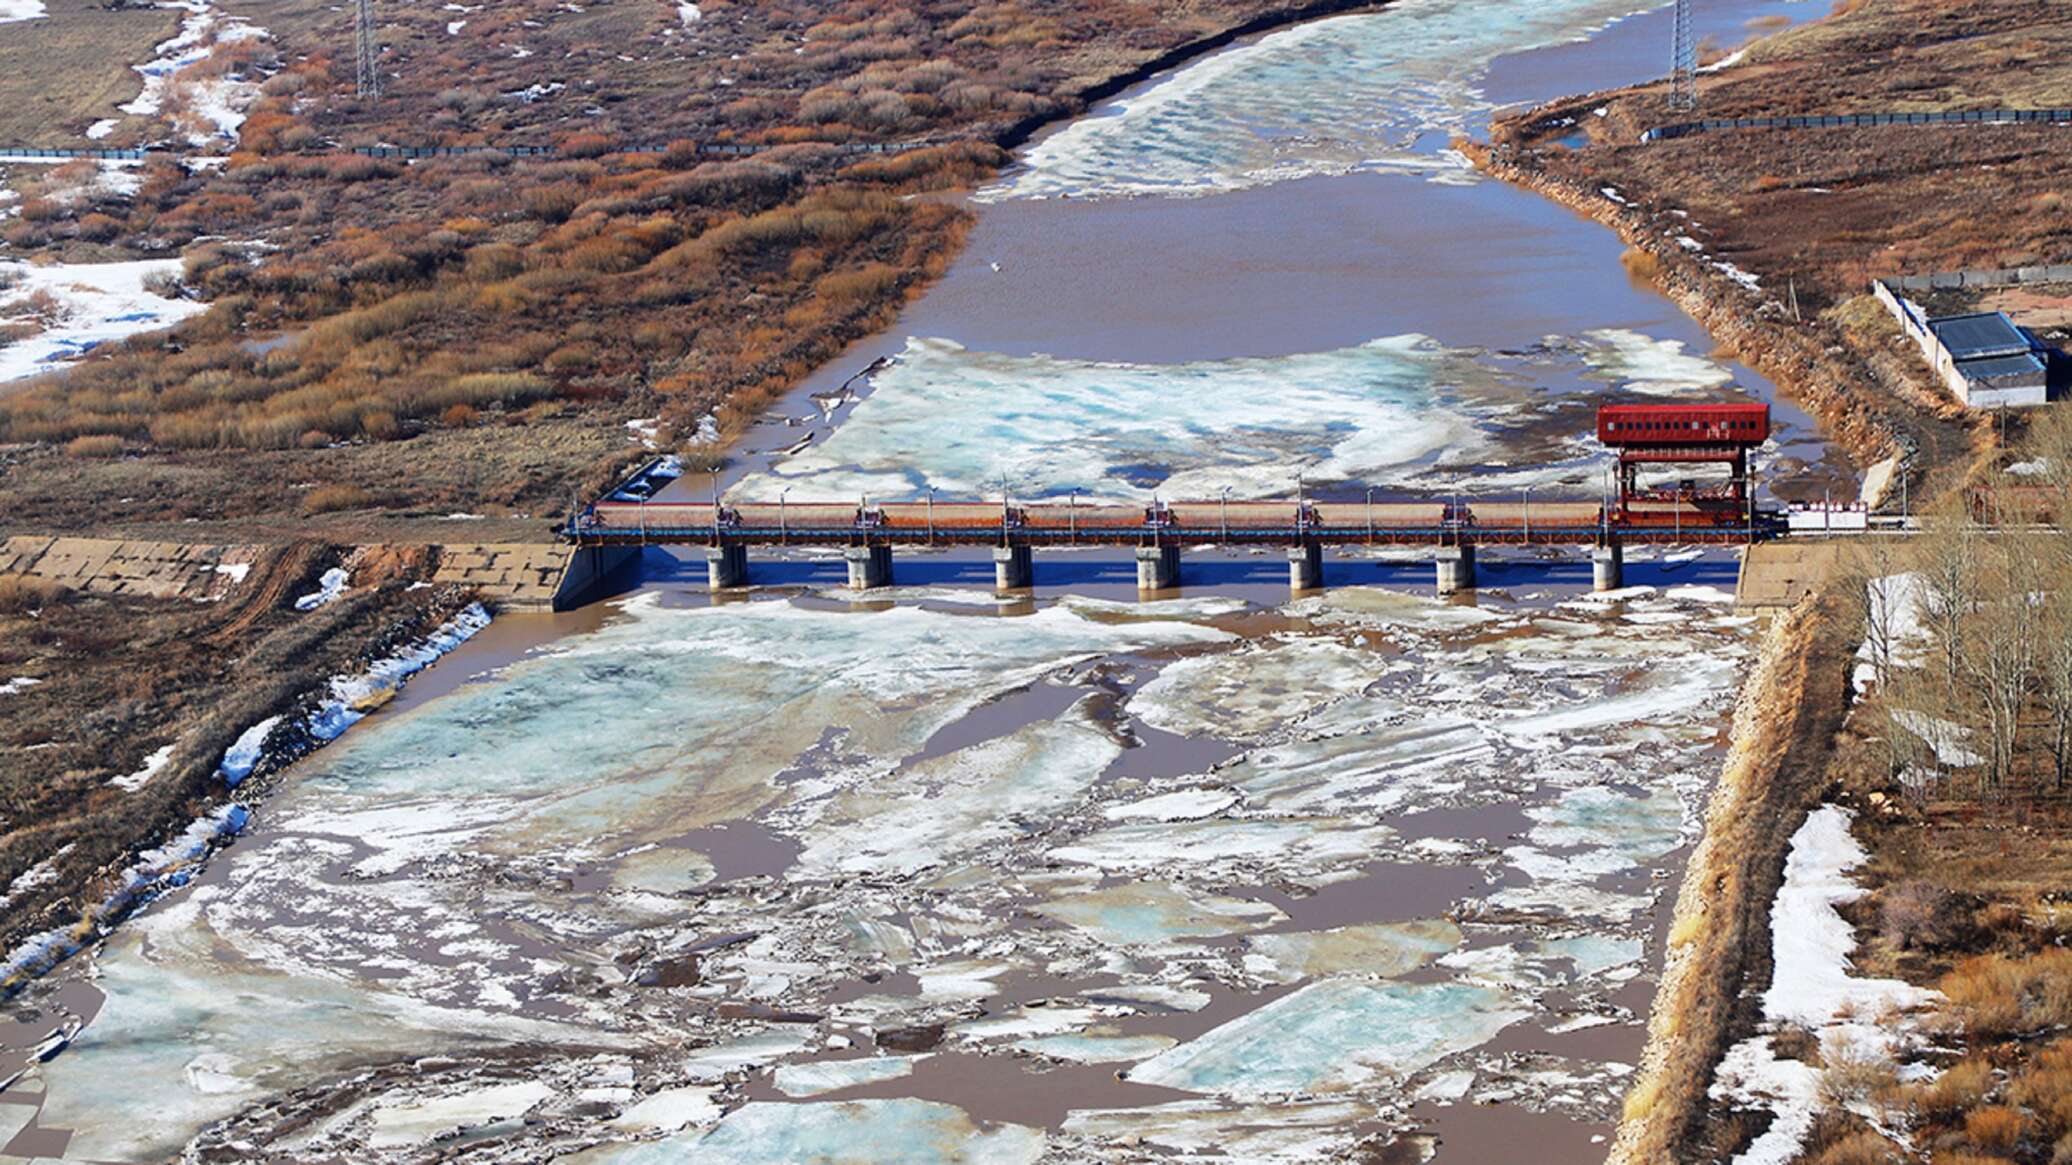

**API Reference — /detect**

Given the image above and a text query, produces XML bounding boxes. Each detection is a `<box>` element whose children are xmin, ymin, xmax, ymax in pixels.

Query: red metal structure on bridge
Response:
<box><xmin>1597</xmin><ymin>402</ymin><xmax>1767</xmax><ymax>531</ymax></box>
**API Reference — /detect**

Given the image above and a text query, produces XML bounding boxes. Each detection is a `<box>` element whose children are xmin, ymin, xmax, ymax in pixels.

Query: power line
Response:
<box><xmin>1670</xmin><ymin>0</ymin><xmax>1697</xmax><ymax>113</ymax></box>
<box><xmin>355</xmin><ymin>0</ymin><xmax>381</xmax><ymax>99</ymax></box>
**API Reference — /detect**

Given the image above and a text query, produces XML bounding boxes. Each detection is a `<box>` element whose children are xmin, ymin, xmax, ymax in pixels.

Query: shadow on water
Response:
<box><xmin>618</xmin><ymin>544</ymin><xmax>1745</xmax><ymax>603</ymax></box>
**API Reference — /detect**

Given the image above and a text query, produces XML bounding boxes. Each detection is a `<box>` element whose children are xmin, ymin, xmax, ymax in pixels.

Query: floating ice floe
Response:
<box><xmin>734</xmin><ymin>335</ymin><xmax>1502</xmax><ymax>502</ymax></box>
<box><xmin>607</xmin><ymin>1085</ymin><xmax>724</xmax><ymax>1133</ymax></box>
<box><xmin>0</xmin><ymin>259</ymin><xmax>208</xmax><ymax>384</ymax></box>
<box><xmin>1580</xmin><ymin>328</ymin><xmax>1736</xmax><ymax>396</ymax></box>
<box><xmin>989</xmin><ymin>0</ymin><xmax>1681</xmax><ymax>200</ymax></box>
<box><xmin>620</xmin><ymin>1099</ymin><xmax>1044</xmax><ymax>1165</ymax></box>
<box><xmin>1127</xmin><ymin>636</ymin><xmax>1376</xmax><ymax>740</ymax></box>
<box><xmin>1017</xmin><ymin>1031</ymin><xmax>1178</xmax><ymax>1064</ymax></box>
<box><xmin>1243</xmin><ymin>919</ymin><xmax>1461</xmax><ymax>984</ymax></box>
<box><xmin>771</xmin><ymin>1054</ymin><xmax>925</xmax><ymax>1097</ymax></box>
<box><xmin>1127</xmin><ymin>978</ymin><xmax>1528</xmax><ymax>1098</ymax></box>
<box><xmin>367</xmin><ymin>1080</ymin><xmax>553</xmax><ymax>1150</ymax></box>
<box><xmin>1039</xmin><ymin>881</ymin><xmax>1284</xmax><ymax>946</ymax></box>
<box><xmin>1061</xmin><ymin>1098</ymin><xmax>1380</xmax><ymax>1161</ymax></box>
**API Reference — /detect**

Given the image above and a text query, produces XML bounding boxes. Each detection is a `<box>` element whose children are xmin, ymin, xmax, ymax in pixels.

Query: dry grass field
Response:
<box><xmin>1498</xmin><ymin>0</ymin><xmax>2072</xmax><ymax>316</ymax></box>
<box><xmin>0</xmin><ymin>0</ymin><xmax>176</xmax><ymax>144</ymax></box>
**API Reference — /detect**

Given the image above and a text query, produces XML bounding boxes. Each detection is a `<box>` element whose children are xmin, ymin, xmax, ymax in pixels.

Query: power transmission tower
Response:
<box><xmin>1669</xmin><ymin>0</ymin><xmax>1698</xmax><ymax>112</ymax></box>
<box><xmin>355</xmin><ymin>0</ymin><xmax>381</xmax><ymax>99</ymax></box>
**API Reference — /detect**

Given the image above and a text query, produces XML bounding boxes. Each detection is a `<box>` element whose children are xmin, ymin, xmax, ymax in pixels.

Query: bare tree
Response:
<box><xmin>2040</xmin><ymin>548</ymin><xmax>2072</xmax><ymax>790</ymax></box>
<box><xmin>1963</xmin><ymin>536</ymin><xmax>2041</xmax><ymax>794</ymax></box>
<box><xmin>1916</xmin><ymin>513</ymin><xmax>1979</xmax><ymax>706</ymax></box>
<box><xmin>1846</xmin><ymin>538</ymin><xmax>1907</xmax><ymax>694</ymax></box>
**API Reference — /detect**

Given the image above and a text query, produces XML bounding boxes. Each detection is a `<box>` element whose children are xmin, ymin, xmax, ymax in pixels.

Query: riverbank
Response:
<box><xmin>1605</xmin><ymin>590</ymin><xmax>1855</xmax><ymax>1163</ymax></box>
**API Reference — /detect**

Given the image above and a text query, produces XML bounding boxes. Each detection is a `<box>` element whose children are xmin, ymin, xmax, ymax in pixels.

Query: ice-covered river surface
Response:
<box><xmin>6</xmin><ymin>0</ymin><xmax>1834</xmax><ymax>1161</ymax></box>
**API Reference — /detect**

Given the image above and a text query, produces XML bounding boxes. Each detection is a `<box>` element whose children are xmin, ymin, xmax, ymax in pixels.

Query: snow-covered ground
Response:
<box><xmin>0</xmin><ymin>0</ymin><xmax>45</xmax><ymax>25</ymax></box>
<box><xmin>1711</xmin><ymin>806</ymin><xmax>1941</xmax><ymax>1165</ymax></box>
<box><xmin>0</xmin><ymin>258</ymin><xmax>206</xmax><ymax>383</ymax></box>
<box><xmin>119</xmin><ymin>0</ymin><xmax>271</xmax><ymax>148</ymax></box>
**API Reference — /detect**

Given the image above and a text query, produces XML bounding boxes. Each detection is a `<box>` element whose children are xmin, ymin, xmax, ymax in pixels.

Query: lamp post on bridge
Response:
<box><xmin>926</xmin><ymin>486</ymin><xmax>935</xmax><ymax>545</ymax></box>
<box><xmin>1070</xmin><ymin>489</ymin><xmax>1079</xmax><ymax>546</ymax></box>
<box><xmin>1220</xmin><ymin>486</ymin><xmax>1231</xmax><ymax>544</ymax></box>
<box><xmin>1366</xmin><ymin>487</ymin><xmax>1375</xmax><ymax>545</ymax></box>
<box><xmin>779</xmin><ymin>486</ymin><xmax>791</xmax><ymax>546</ymax></box>
<box><xmin>1522</xmin><ymin>485</ymin><xmax>1531</xmax><ymax>545</ymax></box>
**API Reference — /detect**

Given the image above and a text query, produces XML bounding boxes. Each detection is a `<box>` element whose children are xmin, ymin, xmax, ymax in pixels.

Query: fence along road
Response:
<box><xmin>1640</xmin><ymin>107</ymin><xmax>2072</xmax><ymax>143</ymax></box>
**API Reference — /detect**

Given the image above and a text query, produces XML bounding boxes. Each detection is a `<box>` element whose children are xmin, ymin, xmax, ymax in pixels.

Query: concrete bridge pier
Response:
<box><xmin>994</xmin><ymin>544</ymin><xmax>1033</xmax><ymax>592</ymax></box>
<box><xmin>1288</xmin><ymin>543</ymin><xmax>1323</xmax><ymax>593</ymax></box>
<box><xmin>845</xmin><ymin>544</ymin><xmax>893</xmax><ymax>591</ymax></box>
<box><xmin>705</xmin><ymin>544</ymin><xmax>747</xmax><ymax>591</ymax></box>
<box><xmin>1136</xmin><ymin>544</ymin><xmax>1180</xmax><ymax>592</ymax></box>
<box><xmin>1592</xmin><ymin>543</ymin><xmax>1624</xmax><ymax>592</ymax></box>
<box><xmin>1435</xmin><ymin>545</ymin><xmax>1476</xmax><ymax>595</ymax></box>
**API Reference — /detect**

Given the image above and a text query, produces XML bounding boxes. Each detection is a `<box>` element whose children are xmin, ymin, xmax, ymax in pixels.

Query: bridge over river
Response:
<box><xmin>562</xmin><ymin>403</ymin><xmax>1782</xmax><ymax>596</ymax></box>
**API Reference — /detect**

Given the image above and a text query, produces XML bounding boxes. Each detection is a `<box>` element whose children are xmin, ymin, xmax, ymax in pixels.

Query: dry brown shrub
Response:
<box><xmin>1965</xmin><ymin>1105</ymin><xmax>2028</xmax><ymax>1154</ymax></box>
<box><xmin>1943</xmin><ymin>950</ymin><xmax>2072</xmax><ymax>1037</ymax></box>
<box><xmin>62</xmin><ymin>435</ymin><xmax>122</xmax><ymax>458</ymax></box>
<box><xmin>1621</xmin><ymin>245</ymin><xmax>1663</xmax><ymax>284</ymax></box>
<box><xmin>1810</xmin><ymin>1130</ymin><xmax>1902</xmax><ymax>1165</ymax></box>
<box><xmin>1910</xmin><ymin>1055</ymin><xmax>1994</xmax><ymax>1123</ymax></box>
<box><xmin>75</xmin><ymin>214</ymin><xmax>122</xmax><ymax>242</ymax></box>
<box><xmin>2014</xmin><ymin>1039</ymin><xmax>2072</xmax><ymax>1138</ymax></box>
<box><xmin>301</xmin><ymin>485</ymin><xmax>373</xmax><ymax>514</ymax></box>
<box><xmin>0</xmin><ymin>575</ymin><xmax>64</xmax><ymax>615</ymax></box>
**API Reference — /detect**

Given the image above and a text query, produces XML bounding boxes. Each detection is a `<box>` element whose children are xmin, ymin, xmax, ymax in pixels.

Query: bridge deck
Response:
<box><xmin>571</xmin><ymin>499</ymin><xmax>1769</xmax><ymax>547</ymax></box>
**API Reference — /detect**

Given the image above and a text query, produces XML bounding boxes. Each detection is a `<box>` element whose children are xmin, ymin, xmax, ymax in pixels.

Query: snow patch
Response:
<box><xmin>0</xmin><ymin>259</ymin><xmax>207</xmax><ymax>384</ymax></box>
<box><xmin>1711</xmin><ymin>806</ymin><xmax>1941</xmax><ymax>1165</ymax></box>
<box><xmin>293</xmin><ymin>567</ymin><xmax>349</xmax><ymax>611</ymax></box>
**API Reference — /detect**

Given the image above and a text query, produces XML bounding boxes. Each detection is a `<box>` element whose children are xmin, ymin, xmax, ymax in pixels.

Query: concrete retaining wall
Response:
<box><xmin>0</xmin><ymin>536</ymin><xmax>261</xmax><ymax>601</ymax></box>
<box><xmin>1735</xmin><ymin>542</ymin><xmax>1843</xmax><ymax>609</ymax></box>
<box><xmin>431</xmin><ymin>543</ymin><xmax>639</xmax><ymax>610</ymax></box>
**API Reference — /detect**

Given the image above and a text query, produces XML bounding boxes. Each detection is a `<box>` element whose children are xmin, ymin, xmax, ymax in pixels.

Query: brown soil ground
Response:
<box><xmin>0</xmin><ymin>0</ymin><xmax>177</xmax><ymax>145</ymax></box>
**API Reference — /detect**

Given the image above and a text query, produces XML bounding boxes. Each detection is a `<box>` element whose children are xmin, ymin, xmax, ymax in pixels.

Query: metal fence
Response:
<box><xmin>0</xmin><ymin>140</ymin><xmax>929</xmax><ymax>163</ymax></box>
<box><xmin>1881</xmin><ymin>264</ymin><xmax>2072</xmax><ymax>293</ymax></box>
<box><xmin>345</xmin><ymin>140</ymin><xmax>926</xmax><ymax>160</ymax></box>
<box><xmin>0</xmin><ymin>146</ymin><xmax>151</xmax><ymax>161</ymax></box>
<box><xmin>1642</xmin><ymin>107</ymin><xmax>2072</xmax><ymax>142</ymax></box>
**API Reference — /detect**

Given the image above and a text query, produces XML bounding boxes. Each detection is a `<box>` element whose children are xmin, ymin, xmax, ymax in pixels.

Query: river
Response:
<box><xmin>0</xmin><ymin>1</ymin><xmax>1833</xmax><ymax>1161</ymax></box>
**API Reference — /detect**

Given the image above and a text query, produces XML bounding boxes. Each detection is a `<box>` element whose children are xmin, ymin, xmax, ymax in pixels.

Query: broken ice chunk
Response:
<box><xmin>1125</xmin><ymin>978</ymin><xmax>1526</xmax><ymax>1099</ymax></box>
